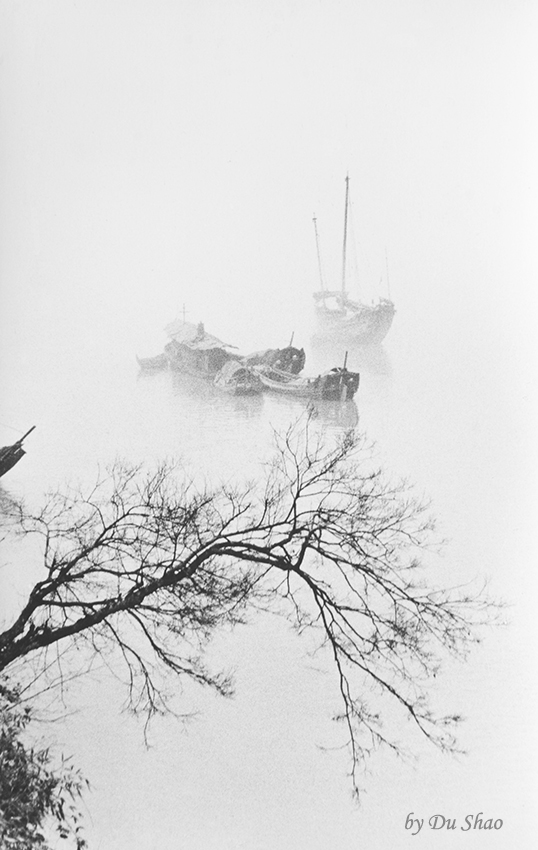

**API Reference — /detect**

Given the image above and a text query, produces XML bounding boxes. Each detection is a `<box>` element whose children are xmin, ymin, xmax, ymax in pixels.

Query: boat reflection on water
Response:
<box><xmin>169</xmin><ymin>370</ymin><xmax>265</xmax><ymax>418</ymax></box>
<box><xmin>264</xmin><ymin>392</ymin><xmax>359</xmax><ymax>430</ymax></box>
<box><xmin>138</xmin><ymin>366</ymin><xmax>358</xmax><ymax>430</ymax></box>
<box><xmin>308</xmin><ymin>399</ymin><xmax>359</xmax><ymax>429</ymax></box>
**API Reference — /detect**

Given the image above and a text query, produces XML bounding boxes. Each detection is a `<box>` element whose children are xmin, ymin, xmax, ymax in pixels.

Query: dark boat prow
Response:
<box><xmin>243</xmin><ymin>345</ymin><xmax>305</xmax><ymax>375</ymax></box>
<box><xmin>0</xmin><ymin>426</ymin><xmax>36</xmax><ymax>479</ymax></box>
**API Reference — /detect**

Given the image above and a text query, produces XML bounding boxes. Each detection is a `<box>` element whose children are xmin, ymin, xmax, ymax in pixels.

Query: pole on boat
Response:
<box><xmin>288</xmin><ymin>331</ymin><xmax>295</xmax><ymax>347</ymax></box>
<box><xmin>343</xmin><ymin>350</ymin><xmax>348</xmax><ymax>370</ymax></box>
<box><xmin>341</xmin><ymin>174</ymin><xmax>350</xmax><ymax>296</ymax></box>
<box><xmin>16</xmin><ymin>426</ymin><xmax>36</xmax><ymax>445</ymax></box>
<box><xmin>313</xmin><ymin>215</ymin><xmax>325</xmax><ymax>292</ymax></box>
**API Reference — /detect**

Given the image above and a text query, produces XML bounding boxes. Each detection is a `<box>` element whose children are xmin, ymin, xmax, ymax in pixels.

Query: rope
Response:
<box><xmin>0</xmin><ymin>421</ymin><xmax>27</xmax><ymax>435</ymax></box>
<box><xmin>348</xmin><ymin>201</ymin><xmax>361</xmax><ymax>299</ymax></box>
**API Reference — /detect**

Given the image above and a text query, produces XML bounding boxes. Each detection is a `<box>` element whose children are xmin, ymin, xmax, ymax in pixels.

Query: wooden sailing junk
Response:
<box><xmin>313</xmin><ymin>176</ymin><xmax>395</xmax><ymax>345</ymax></box>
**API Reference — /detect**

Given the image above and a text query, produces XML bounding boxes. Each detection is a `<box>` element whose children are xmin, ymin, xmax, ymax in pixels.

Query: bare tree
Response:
<box><xmin>0</xmin><ymin>424</ymin><xmax>494</xmax><ymax>796</ymax></box>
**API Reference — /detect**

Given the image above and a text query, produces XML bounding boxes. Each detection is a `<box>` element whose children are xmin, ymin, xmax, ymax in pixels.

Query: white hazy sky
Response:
<box><xmin>1</xmin><ymin>0</ymin><xmax>536</xmax><ymax>350</ymax></box>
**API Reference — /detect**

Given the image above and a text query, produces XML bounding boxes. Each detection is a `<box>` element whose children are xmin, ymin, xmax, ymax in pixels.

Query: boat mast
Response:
<box><xmin>341</xmin><ymin>174</ymin><xmax>350</xmax><ymax>296</ymax></box>
<box><xmin>16</xmin><ymin>425</ymin><xmax>36</xmax><ymax>444</ymax></box>
<box><xmin>313</xmin><ymin>215</ymin><xmax>325</xmax><ymax>291</ymax></box>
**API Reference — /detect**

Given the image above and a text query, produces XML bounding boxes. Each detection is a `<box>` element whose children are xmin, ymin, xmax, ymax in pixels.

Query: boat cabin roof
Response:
<box><xmin>165</xmin><ymin>320</ymin><xmax>236</xmax><ymax>351</ymax></box>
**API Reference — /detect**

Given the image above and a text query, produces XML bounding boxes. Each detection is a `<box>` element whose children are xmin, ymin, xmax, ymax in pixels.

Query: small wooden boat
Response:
<box><xmin>214</xmin><ymin>361</ymin><xmax>263</xmax><ymax>395</ymax></box>
<box><xmin>259</xmin><ymin>366</ymin><xmax>359</xmax><ymax>402</ymax></box>
<box><xmin>243</xmin><ymin>343</ymin><xmax>305</xmax><ymax>375</ymax></box>
<box><xmin>0</xmin><ymin>426</ymin><xmax>36</xmax><ymax>479</ymax></box>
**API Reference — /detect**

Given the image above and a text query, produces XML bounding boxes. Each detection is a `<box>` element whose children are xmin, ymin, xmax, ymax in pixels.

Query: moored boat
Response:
<box><xmin>154</xmin><ymin>319</ymin><xmax>308</xmax><ymax>393</ymax></box>
<box><xmin>164</xmin><ymin>320</ymin><xmax>240</xmax><ymax>377</ymax></box>
<box><xmin>0</xmin><ymin>426</ymin><xmax>36</xmax><ymax>479</ymax></box>
<box><xmin>243</xmin><ymin>344</ymin><xmax>305</xmax><ymax>375</ymax></box>
<box><xmin>313</xmin><ymin>176</ymin><xmax>395</xmax><ymax>345</ymax></box>
<box><xmin>312</xmin><ymin>292</ymin><xmax>395</xmax><ymax>345</ymax></box>
<box><xmin>258</xmin><ymin>366</ymin><xmax>359</xmax><ymax>402</ymax></box>
<box><xmin>214</xmin><ymin>360</ymin><xmax>264</xmax><ymax>395</ymax></box>
<box><xmin>138</xmin><ymin>318</ymin><xmax>361</xmax><ymax>404</ymax></box>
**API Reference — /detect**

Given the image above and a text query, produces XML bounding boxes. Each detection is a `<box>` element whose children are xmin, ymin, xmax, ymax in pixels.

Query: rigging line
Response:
<box><xmin>347</xmin><ymin>198</ymin><xmax>361</xmax><ymax>301</ymax></box>
<box><xmin>312</xmin><ymin>215</ymin><xmax>326</xmax><ymax>291</ymax></box>
<box><xmin>341</xmin><ymin>174</ymin><xmax>350</xmax><ymax>295</ymax></box>
<box><xmin>0</xmin><ymin>421</ymin><xmax>27</xmax><ymax>435</ymax></box>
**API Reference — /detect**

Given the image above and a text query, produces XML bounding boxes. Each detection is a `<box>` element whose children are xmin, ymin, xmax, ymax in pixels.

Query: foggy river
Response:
<box><xmin>1</xmin><ymin>2</ymin><xmax>537</xmax><ymax>849</ymax></box>
<box><xmin>2</xmin><ymin>290</ymin><xmax>536</xmax><ymax>849</ymax></box>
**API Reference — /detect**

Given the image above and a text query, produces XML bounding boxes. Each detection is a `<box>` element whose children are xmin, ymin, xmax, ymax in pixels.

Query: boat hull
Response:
<box><xmin>0</xmin><ymin>444</ymin><xmax>26</xmax><ymax>478</ymax></box>
<box><xmin>314</xmin><ymin>297</ymin><xmax>395</xmax><ymax>346</ymax></box>
<box><xmin>0</xmin><ymin>427</ymin><xmax>35</xmax><ymax>479</ymax></box>
<box><xmin>259</xmin><ymin>368</ymin><xmax>359</xmax><ymax>402</ymax></box>
<box><xmin>214</xmin><ymin>361</ymin><xmax>264</xmax><ymax>395</ymax></box>
<box><xmin>243</xmin><ymin>346</ymin><xmax>305</xmax><ymax>375</ymax></box>
<box><xmin>164</xmin><ymin>340</ymin><xmax>237</xmax><ymax>378</ymax></box>
<box><xmin>136</xmin><ymin>353</ymin><xmax>169</xmax><ymax>371</ymax></box>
